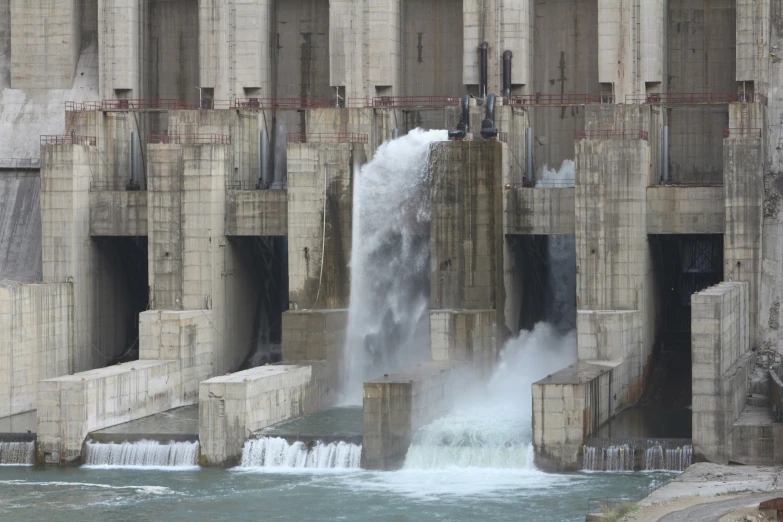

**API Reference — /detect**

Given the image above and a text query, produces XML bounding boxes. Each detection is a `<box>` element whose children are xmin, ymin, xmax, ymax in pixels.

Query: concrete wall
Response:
<box><xmin>37</xmin><ymin>359</ymin><xmax>184</xmax><ymax>463</ymax></box>
<box><xmin>429</xmin><ymin>309</ymin><xmax>495</xmax><ymax>378</ymax></box>
<box><xmin>287</xmin><ymin>143</ymin><xmax>359</xmax><ymax>310</ymax></box>
<box><xmin>429</xmin><ymin>140</ymin><xmax>504</xmax><ymax>320</ymax></box>
<box><xmin>532</xmin><ymin>360</ymin><xmax>616</xmax><ymax>471</ymax></box>
<box><xmin>279</xmin><ymin>0</ymin><xmax>331</xmax><ymax>100</ymax></box>
<box><xmin>401</xmin><ymin>0</ymin><xmax>462</xmax><ymax>97</ymax></box>
<box><xmin>199</xmin><ymin>363</ymin><xmax>331</xmax><ymax>465</ymax></box>
<box><xmin>89</xmin><ymin>191</ymin><xmax>147</xmax><ymax>236</ymax></box>
<box><xmin>646</xmin><ymin>185</ymin><xmax>725</xmax><ymax>235</ymax></box>
<box><xmin>10</xmin><ymin>0</ymin><xmax>81</xmax><ymax>89</ymax></box>
<box><xmin>139</xmin><ymin>310</ymin><xmax>214</xmax><ymax>405</ymax></box>
<box><xmin>0</xmin><ymin>171</ymin><xmax>42</xmax><ymax>282</ymax></box>
<box><xmin>225</xmin><ymin>189</ymin><xmax>287</xmax><ymax>236</ymax></box>
<box><xmin>692</xmin><ymin>282</ymin><xmax>753</xmax><ymax>464</ymax></box>
<box><xmin>530</xmin><ymin>0</ymin><xmax>599</xmax><ymax>176</ymax></box>
<box><xmin>724</xmin><ymin>135</ymin><xmax>763</xmax><ymax>348</ymax></box>
<box><xmin>99</xmin><ymin>0</ymin><xmax>142</xmax><ymax>98</ymax></box>
<box><xmin>146</xmin><ymin>0</ymin><xmax>199</xmax><ymax>102</ymax></box>
<box><xmin>0</xmin><ymin>283</ymin><xmax>72</xmax><ymax>418</ymax></box>
<box><xmin>362</xmin><ymin>360</ymin><xmax>463</xmax><ymax>470</ymax></box>
<box><xmin>504</xmin><ymin>188</ymin><xmax>575</xmax><ymax>235</ymax></box>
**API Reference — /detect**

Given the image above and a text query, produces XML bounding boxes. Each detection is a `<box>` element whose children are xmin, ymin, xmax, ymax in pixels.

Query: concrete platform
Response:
<box><xmin>257</xmin><ymin>406</ymin><xmax>362</xmax><ymax>445</ymax></box>
<box><xmin>89</xmin><ymin>405</ymin><xmax>198</xmax><ymax>443</ymax></box>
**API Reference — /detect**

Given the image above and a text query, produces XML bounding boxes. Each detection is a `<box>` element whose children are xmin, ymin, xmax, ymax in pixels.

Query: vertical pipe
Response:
<box><xmin>503</xmin><ymin>51</ymin><xmax>513</xmax><ymax>98</ymax></box>
<box><xmin>392</xmin><ymin>128</ymin><xmax>399</xmax><ymax>139</ymax></box>
<box><xmin>526</xmin><ymin>127</ymin><xmax>533</xmax><ymax>185</ymax></box>
<box><xmin>663</xmin><ymin>125</ymin><xmax>669</xmax><ymax>184</ymax></box>
<box><xmin>260</xmin><ymin>128</ymin><xmax>269</xmax><ymax>187</ymax></box>
<box><xmin>130</xmin><ymin>131</ymin><xmax>139</xmax><ymax>186</ymax></box>
<box><xmin>479</xmin><ymin>42</ymin><xmax>489</xmax><ymax>98</ymax></box>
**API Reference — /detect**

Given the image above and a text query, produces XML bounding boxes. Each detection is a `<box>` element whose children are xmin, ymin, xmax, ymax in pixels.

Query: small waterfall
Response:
<box><xmin>240</xmin><ymin>437</ymin><xmax>361</xmax><ymax>469</ymax></box>
<box><xmin>84</xmin><ymin>440</ymin><xmax>199</xmax><ymax>468</ymax></box>
<box><xmin>0</xmin><ymin>442</ymin><xmax>34</xmax><ymax>466</ymax></box>
<box><xmin>644</xmin><ymin>443</ymin><xmax>692</xmax><ymax>471</ymax></box>
<box><xmin>582</xmin><ymin>444</ymin><xmax>634</xmax><ymax>471</ymax></box>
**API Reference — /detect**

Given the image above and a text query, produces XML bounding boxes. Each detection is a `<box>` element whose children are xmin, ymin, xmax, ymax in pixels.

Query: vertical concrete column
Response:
<box><xmin>147</xmin><ymin>144</ymin><xmax>184</xmax><ymax>310</ymax></box>
<box><xmin>98</xmin><ymin>0</ymin><xmax>141</xmax><ymax>98</ymax></box>
<box><xmin>691</xmin><ymin>283</ymin><xmax>751</xmax><ymax>463</ymax></box>
<box><xmin>429</xmin><ymin>141</ymin><xmax>505</xmax><ymax>321</ymax></box>
<box><xmin>598</xmin><ymin>0</ymin><xmax>664</xmax><ymax>101</ymax></box>
<box><xmin>367</xmin><ymin>0</ymin><xmax>401</xmax><ymax>96</ymax></box>
<box><xmin>199</xmin><ymin>0</ymin><xmax>273</xmax><ymax>101</ymax></box>
<box><xmin>724</xmin><ymin>132</ymin><xmax>763</xmax><ymax>348</ymax></box>
<box><xmin>575</xmin><ymin>137</ymin><xmax>649</xmax><ymax>312</ymax></box>
<box><xmin>464</xmin><ymin>0</ymin><xmax>530</xmax><ymax>95</ymax></box>
<box><xmin>329</xmin><ymin>0</ymin><xmax>365</xmax><ymax>101</ymax></box>
<box><xmin>40</xmin><ymin>144</ymin><xmax>96</xmax><ymax>372</ymax></box>
<box><xmin>736</xmin><ymin>0</ymin><xmax>770</xmax><ymax>90</ymax></box>
<box><xmin>10</xmin><ymin>0</ymin><xmax>80</xmax><ymax>89</ymax></box>
<box><xmin>286</xmin><ymin>143</ymin><xmax>361</xmax><ymax>310</ymax></box>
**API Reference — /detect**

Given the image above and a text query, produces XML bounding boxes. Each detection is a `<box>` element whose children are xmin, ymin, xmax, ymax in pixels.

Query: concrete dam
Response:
<box><xmin>0</xmin><ymin>0</ymin><xmax>782</xmax><ymax>519</ymax></box>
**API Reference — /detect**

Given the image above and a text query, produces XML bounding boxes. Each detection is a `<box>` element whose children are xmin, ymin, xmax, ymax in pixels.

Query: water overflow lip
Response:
<box><xmin>83</xmin><ymin>440</ymin><xmax>200</xmax><ymax>469</ymax></box>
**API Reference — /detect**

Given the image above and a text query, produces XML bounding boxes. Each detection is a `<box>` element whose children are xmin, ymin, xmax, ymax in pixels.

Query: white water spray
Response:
<box><xmin>240</xmin><ymin>437</ymin><xmax>361</xmax><ymax>469</ymax></box>
<box><xmin>0</xmin><ymin>442</ymin><xmax>34</xmax><ymax>466</ymax></box>
<box><xmin>341</xmin><ymin>129</ymin><xmax>448</xmax><ymax>402</ymax></box>
<box><xmin>537</xmin><ymin>159</ymin><xmax>575</xmax><ymax>188</ymax></box>
<box><xmin>84</xmin><ymin>440</ymin><xmax>199</xmax><ymax>468</ymax></box>
<box><xmin>403</xmin><ymin>323</ymin><xmax>577</xmax><ymax>469</ymax></box>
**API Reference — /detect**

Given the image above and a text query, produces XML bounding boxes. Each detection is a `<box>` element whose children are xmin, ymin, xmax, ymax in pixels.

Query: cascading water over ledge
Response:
<box><xmin>84</xmin><ymin>440</ymin><xmax>199</xmax><ymax>468</ymax></box>
<box><xmin>239</xmin><ymin>437</ymin><xmax>361</xmax><ymax>469</ymax></box>
<box><xmin>0</xmin><ymin>442</ymin><xmax>34</xmax><ymax>466</ymax></box>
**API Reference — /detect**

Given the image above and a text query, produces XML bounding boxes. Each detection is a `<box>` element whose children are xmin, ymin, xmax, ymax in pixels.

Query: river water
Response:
<box><xmin>0</xmin><ymin>466</ymin><xmax>673</xmax><ymax>521</ymax></box>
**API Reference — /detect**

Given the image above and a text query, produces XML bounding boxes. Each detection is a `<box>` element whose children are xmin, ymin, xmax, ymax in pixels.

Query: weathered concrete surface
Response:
<box><xmin>0</xmin><ymin>171</ymin><xmax>41</xmax><ymax>281</ymax></box>
<box><xmin>429</xmin><ymin>309</ymin><xmax>496</xmax><ymax>378</ymax></box>
<box><xmin>362</xmin><ymin>361</ymin><xmax>464</xmax><ymax>470</ymax></box>
<box><xmin>504</xmin><ymin>188</ymin><xmax>575</xmax><ymax>235</ymax></box>
<box><xmin>429</xmin><ymin>140</ymin><xmax>505</xmax><ymax>323</ymax></box>
<box><xmin>36</xmin><ymin>359</ymin><xmax>184</xmax><ymax>464</ymax></box>
<box><xmin>287</xmin><ymin>143</ymin><xmax>361</xmax><ymax>310</ymax></box>
<box><xmin>225</xmin><ymin>189</ymin><xmax>287</xmax><ymax>236</ymax></box>
<box><xmin>0</xmin><ymin>283</ymin><xmax>72</xmax><ymax>418</ymax></box>
<box><xmin>532</xmin><ymin>360</ymin><xmax>618</xmax><ymax>471</ymax></box>
<box><xmin>646</xmin><ymin>185</ymin><xmax>725</xmax><ymax>235</ymax></box>
<box><xmin>89</xmin><ymin>190</ymin><xmax>147</xmax><ymax>236</ymax></box>
<box><xmin>199</xmin><ymin>364</ymin><xmax>332</xmax><ymax>466</ymax></box>
<box><xmin>692</xmin><ymin>282</ymin><xmax>753</xmax><ymax>464</ymax></box>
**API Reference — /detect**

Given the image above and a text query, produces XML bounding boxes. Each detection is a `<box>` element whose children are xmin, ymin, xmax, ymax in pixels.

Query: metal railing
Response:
<box><xmin>102</xmin><ymin>98</ymin><xmax>198</xmax><ymax>110</ymax></box>
<box><xmin>724</xmin><ymin>127</ymin><xmax>762</xmax><ymax>138</ymax></box>
<box><xmin>40</xmin><ymin>135</ymin><xmax>97</xmax><ymax>146</ymax></box>
<box><xmin>625</xmin><ymin>92</ymin><xmax>768</xmax><ymax>106</ymax></box>
<box><xmin>497</xmin><ymin>132</ymin><xmax>508</xmax><ymax>143</ymax></box>
<box><xmin>286</xmin><ymin>133</ymin><xmax>369</xmax><ymax>144</ymax></box>
<box><xmin>147</xmin><ymin>133</ymin><xmax>231</xmax><ymax>145</ymax></box>
<box><xmin>225</xmin><ymin>180</ymin><xmax>265</xmax><ymax>190</ymax></box>
<box><xmin>0</xmin><ymin>158</ymin><xmax>40</xmax><ymax>169</ymax></box>
<box><xmin>507</xmin><ymin>94</ymin><xmax>614</xmax><ymax>106</ymax></box>
<box><xmin>234</xmin><ymin>97</ymin><xmax>334</xmax><ymax>110</ymax></box>
<box><xmin>371</xmin><ymin>96</ymin><xmax>461</xmax><ymax>108</ymax></box>
<box><xmin>575</xmin><ymin>129</ymin><xmax>648</xmax><ymax>141</ymax></box>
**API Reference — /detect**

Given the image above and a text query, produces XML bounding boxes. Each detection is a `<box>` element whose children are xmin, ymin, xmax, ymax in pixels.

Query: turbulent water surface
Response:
<box><xmin>0</xmin><ymin>467</ymin><xmax>673</xmax><ymax>522</ymax></box>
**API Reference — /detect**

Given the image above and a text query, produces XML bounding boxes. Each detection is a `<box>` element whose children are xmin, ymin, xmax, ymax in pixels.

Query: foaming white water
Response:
<box><xmin>84</xmin><ymin>440</ymin><xmax>199</xmax><ymax>469</ymax></box>
<box><xmin>341</xmin><ymin>129</ymin><xmax>448</xmax><ymax>403</ymax></box>
<box><xmin>0</xmin><ymin>442</ymin><xmax>34</xmax><ymax>466</ymax></box>
<box><xmin>537</xmin><ymin>159</ymin><xmax>575</xmax><ymax>188</ymax></box>
<box><xmin>403</xmin><ymin>323</ymin><xmax>577</xmax><ymax>470</ymax></box>
<box><xmin>240</xmin><ymin>437</ymin><xmax>361</xmax><ymax>470</ymax></box>
<box><xmin>0</xmin><ymin>480</ymin><xmax>171</xmax><ymax>494</ymax></box>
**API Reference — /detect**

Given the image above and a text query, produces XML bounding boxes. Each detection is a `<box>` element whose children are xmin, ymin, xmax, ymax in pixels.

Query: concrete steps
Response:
<box><xmin>746</xmin><ymin>394</ymin><xmax>771</xmax><ymax>407</ymax></box>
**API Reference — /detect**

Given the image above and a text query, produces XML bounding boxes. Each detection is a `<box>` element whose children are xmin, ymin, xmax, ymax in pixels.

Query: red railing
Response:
<box><xmin>371</xmin><ymin>96</ymin><xmax>461</xmax><ymax>108</ymax></box>
<box><xmin>724</xmin><ymin>128</ymin><xmax>762</xmax><ymax>138</ymax></box>
<box><xmin>625</xmin><ymin>92</ymin><xmax>769</xmax><ymax>106</ymax></box>
<box><xmin>507</xmin><ymin>94</ymin><xmax>614</xmax><ymax>106</ymax></box>
<box><xmin>497</xmin><ymin>132</ymin><xmax>508</xmax><ymax>143</ymax></box>
<box><xmin>103</xmin><ymin>98</ymin><xmax>198</xmax><ymax>110</ymax></box>
<box><xmin>147</xmin><ymin>133</ymin><xmax>231</xmax><ymax>145</ymax></box>
<box><xmin>575</xmin><ymin>129</ymin><xmax>648</xmax><ymax>141</ymax></box>
<box><xmin>234</xmin><ymin>97</ymin><xmax>334</xmax><ymax>110</ymax></box>
<box><xmin>40</xmin><ymin>135</ymin><xmax>96</xmax><ymax>146</ymax></box>
<box><xmin>65</xmin><ymin>101</ymin><xmax>102</xmax><ymax>111</ymax></box>
<box><xmin>286</xmin><ymin>133</ymin><xmax>369</xmax><ymax>144</ymax></box>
